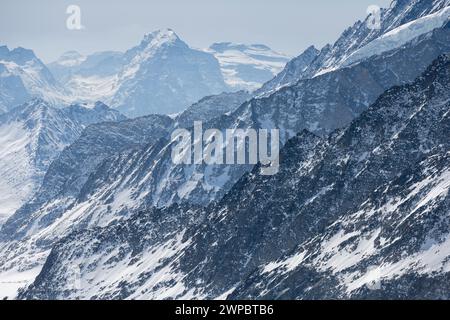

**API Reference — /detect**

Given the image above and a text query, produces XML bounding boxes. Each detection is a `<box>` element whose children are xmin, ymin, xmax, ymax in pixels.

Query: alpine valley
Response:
<box><xmin>0</xmin><ymin>0</ymin><xmax>449</xmax><ymax>300</ymax></box>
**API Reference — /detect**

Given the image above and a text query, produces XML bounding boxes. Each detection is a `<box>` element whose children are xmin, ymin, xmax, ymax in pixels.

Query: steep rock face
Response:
<box><xmin>20</xmin><ymin>54</ymin><xmax>450</xmax><ymax>300</ymax></box>
<box><xmin>207</xmin><ymin>42</ymin><xmax>291</xmax><ymax>92</ymax></box>
<box><xmin>0</xmin><ymin>99</ymin><xmax>124</xmax><ymax>224</ymax></box>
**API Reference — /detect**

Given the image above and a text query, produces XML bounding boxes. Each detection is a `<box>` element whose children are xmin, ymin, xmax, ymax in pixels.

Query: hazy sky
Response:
<box><xmin>0</xmin><ymin>0</ymin><xmax>391</xmax><ymax>63</ymax></box>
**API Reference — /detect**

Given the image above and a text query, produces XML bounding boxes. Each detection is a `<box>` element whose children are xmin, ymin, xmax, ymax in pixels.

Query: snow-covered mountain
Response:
<box><xmin>48</xmin><ymin>51</ymin><xmax>125</xmax><ymax>107</ymax></box>
<box><xmin>206</xmin><ymin>42</ymin><xmax>291</xmax><ymax>92</ymax></box>
<box><xmin>225</xmin><ymin>54</ymin><xmax>450</xmax><ymax>300</ymax></box>
<box><xmin>0</xmin><ymin>90</ymin><xmax>249</xmax><ymax>239</ymax></box>
<box><xmin>19</xmin><ymin>54</ymin><xmax>450</xmax><ymax>300</ymax></box>
<box><xmin>0</xmin><ymin>46</ymin><xmax>68</xmax><ymax>113</ymax></box>
<box><xmin>260</xmin><ymin>0</ymin><xmax>450</xmax><ymax>94</ymax></box>
<box><xmin>2</xmin><ymin>31</ymin><xmax>288</xmax><ymax>118</ymax></box>
<box><xmin>47</xmin><ymin>29</ymin><xmax>230</xmax><ymax>117</ymax></box>
<box><xmin>256</xmin><ymin>45</ymin><xmax>319</xmax><ymax>94</ymax></box>
<box><xmin>1</xmin><ymin>114</ymin><xmax>174</xmax><ymax>237</ymax></box>
<box><xmin>2</xmin><ymin>1</ymin><xmax>449</xmax><ymax>300</ymax></box>
<box><xmin>0</xmin><ymin>99</ymin><xmax>124</xmax><ymax>225</ymax></box>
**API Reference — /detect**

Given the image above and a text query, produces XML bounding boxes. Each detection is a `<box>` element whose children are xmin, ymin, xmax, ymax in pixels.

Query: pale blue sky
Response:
<box><xmin>0</xmin><ymin>0</ymin><xmax>391</xmax><ymax>62</ymax></box>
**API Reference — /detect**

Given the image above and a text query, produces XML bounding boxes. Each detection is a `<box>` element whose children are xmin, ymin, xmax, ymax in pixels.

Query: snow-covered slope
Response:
<box><xmin>307</xmin><ymin>0</ymin><xmax>450</xmax><ymax>78</ymax></box>
<box><xmin>0</xmin><ymin>46</ymin><xmax>68</xmax><ymax>113</ymax></box>
<box><xmin>0</xmin><ymin>99</ymin><xmax>124</xmax><ymax>224</ymax></box>
<box><xmin>19</xmin><ymin>54</ymin><xmax>450</xmax><ymax>300</ymax></box>
<box><xmin>0</xmin><ymin>90</ymin><xmax>249</xmax><ymax>241</ymax></box>
<box><xmin>0</xmin><ymin>92</ymin><xmax>244</xmax><ymax>298</ymax></box>
<box><xmin>207</xmin><ymin>43</ymin><xmax>290</xmax><ymax>91</ymax></box>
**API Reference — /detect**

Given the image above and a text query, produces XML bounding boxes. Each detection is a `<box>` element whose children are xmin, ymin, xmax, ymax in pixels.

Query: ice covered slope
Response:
<box><xmin>343</xmin><ymin>6</ymin><xmax>450</xmax><ymax>67</ymax></box>
<box><xmin>0</xmin><ymin>99</ymin><xmax>124</xmax><ymax>223</ymax></box>
<box><xmin>261</xmin><ymin>0</ymin><xmax>450</xmax><ymax>93</ymax></box>
<box><xmin>207</xmin><ymin>42</ymin><xmax>290</xmax><ymax>91</ymax></box>
<box><xmin>20</xmin><ymin>54</ymin><xmax>450</xmax><ymax>300</ymax></box>
<box><xmin>0</xmin><ymin>46</ymin><xmax>68</xmax><ymax>113</ymax></box>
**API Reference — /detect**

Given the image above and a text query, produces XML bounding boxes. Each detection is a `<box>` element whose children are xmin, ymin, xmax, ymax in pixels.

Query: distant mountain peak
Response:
<box><xmin>207</xmin><ymin>41</ymin><xmax>291</xmax><ymax>91</ymax></box>
<box><xmin>303</xmin><ymin>45</ymin><xmax>319</xmax><ymax>54</ymax></box>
